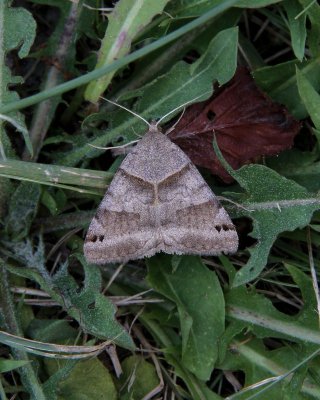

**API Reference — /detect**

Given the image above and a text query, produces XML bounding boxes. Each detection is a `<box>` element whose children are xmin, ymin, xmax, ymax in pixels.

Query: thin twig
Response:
<box><xmin>103</xmin><ymin>263</ymin><xmax>126</xmax><ymax>294</ymax></box>
<box><xmin>105</xmin><ymin>345</ymin><xmax>122</xmax><ymax>377</ymax></box>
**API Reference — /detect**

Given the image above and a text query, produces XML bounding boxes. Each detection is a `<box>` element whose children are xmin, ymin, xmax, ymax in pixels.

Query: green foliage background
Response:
<box><xmin>1</xmin><ymin>0</ymin><xmax>320</xmax><ymax>399</ymax></box>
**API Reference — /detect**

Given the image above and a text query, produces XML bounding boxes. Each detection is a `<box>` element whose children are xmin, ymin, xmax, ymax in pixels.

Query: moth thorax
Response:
<box><xmin>149</xmin><ymin>122</ymin><xmax>162</xmax><ymax>134</ymax></box>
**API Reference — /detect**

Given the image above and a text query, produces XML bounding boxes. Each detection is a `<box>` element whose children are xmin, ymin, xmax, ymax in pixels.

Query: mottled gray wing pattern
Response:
<box><xmin>84</xmin><ymin>127</ymin><xmax>238</xmax><ymax>264</ymax></box>
<box><xmin>84</xmin><ymin>169</ymin><xmax>162</xmax><ymax>264</ymax></box>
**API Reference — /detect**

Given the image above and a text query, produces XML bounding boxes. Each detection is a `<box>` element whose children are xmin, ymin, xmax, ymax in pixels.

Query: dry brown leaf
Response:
<box><xmin>169</xmin><ymin>67</ymin><xmax>301</xmax><ymax>182</ymax></box>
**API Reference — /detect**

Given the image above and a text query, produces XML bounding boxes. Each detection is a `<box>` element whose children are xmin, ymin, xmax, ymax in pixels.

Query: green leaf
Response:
<box><xmin>298</xmin><ymin>0</ymin><xmax>320</xmax><ymax>56</ymax></box>
<box><xmin>236</xmin><ymin>0</ymin><xmax>283</xmax><ymax>6</ymax></box>
<box><xmin>4</xmin><ymin>247</ymin><xmax>135</xmax><ymax>350</ymax></box>
<box><xmin>0</xmin><ymin>358</ymin><xmax>30</xmax><ymax>373</ymax></box>
<box><xmin>45</xmin><ymin>358</ymin><xmax>117</xmax><ymax>400</ymax></box>
<box><xmin>0</xmin><ymin>0</ymin><xmax>36</xmax><ymax>217</ymax></box>
<box><xmin>51</xmin><ymin>258</ymin><xmax>135</xmax><ymax>350</ymax></box>
<box><xmin>283</xmin><ymin>0</ymin><xmax>307</xmax><ymax>61</ymax></box>
<box><xmin>29</xmin><ymin>320</ymin><xmax>111</xmax><ymax>399</ymax></box>
<box><xmin>40</xmin><ymin>190</ymin><xmax>59</xmax><ymax>216</ymax></box>
<box><xmin>0</xmin><ymin>1</ymin><xmax>240</xmax><ymax>116</ymax></box>
<box><xmin>266</xmin><ymin>149</ymin><xmax>320</xmax><ymax>193</ymax></box>
<box><xmin>221</xmin><ymin>267</ymin><xmax>320</xmax><ymax>398</ymax></box>
<box><xmin>117</xmin><ymin>355</ymin><xmax>159</xmax><ymax>400</ymax></box>
<box><xmin>231</xmin><ymin>164</ymin><xmax>320</xmax><ymax>287</ymax></box>
<box><xmin>219</xmin><ymin>339</ymin><xmax>320</xmax><ymax>399</ymax></box>
<box><xmin>40</xmin><ymin>189</ymin><xmax>67</xmax><ymax>216</ymax></box>
<box><xmin>165</xmin><ymin>352</ymin><xmax>224</xmax><ymax>400</ymax></box>
<box><xmin>283</xmin><ymin>362</ymin><xmax>309</xmax><ymax>400</ymax></box>
<box><xmin>136</xmin><ymin>27</ymin><xmax>238</xmax><ymax>121</ymax></box>
<box><xmin>1</xmin><ymin>1</ymin><xmax>36</xmax><ymax>58</ymax></box>
<box><xmin>147</xmin><ymin>255</ymin><xmax>225</xmax><ymax>381</ymax></box>
<box><xmin>167</xmin><ymin>0</ymin><xmax>283</xmax><ymax>17</ymax></box>
<box><xmin>284</xmin><ymin>264</ymin><xmax>318</xmax><ymax>325</ymax></box>
<box><xmin>61</xmin><ymin>27</ymin><xmax>238</xmax><ymax>166</ymax></box>
<box><xmin>296</xmin><ymin>67</ymin><xmax>320</xmax><ymax>130</ymax></box>
<box><xmin>5</xmin><ymin>182</ymin><xmax>41</xmax><ymax>240</ymax></box>
<box><xmin>27</xmin><ymin>319</ymin><xmax>78</xmax><ymax>344</ymax></box>
<box><xmin>226</xmin><ymin>265</ymin><xmax>320</xmax><ymax>344</ymax></box>
<box><xmin>253</xmin><ymin>58</ymin><xmax>320</xmax><ymax>119</ymax></box>
<box><xmin>85</xmin><ymin>0</ymin><xmax>170</xmax><ymax>102</ymax></box>
<box><xmin>0</xmin><ymin>0</ymin><xmax>36</xmax><ymax>155</ymax></box>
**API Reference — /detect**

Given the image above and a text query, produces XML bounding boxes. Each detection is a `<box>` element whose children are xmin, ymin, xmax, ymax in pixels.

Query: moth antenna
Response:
<box><xmin>88</xmin><ymin>140</ymin><xmax>139</xmax><ymax>151</ymax></box>
<box><xmin>100</xmin><ymin>96</ymin><xmax>151</xmax><ymax>128</ymax></box>
<box><xmin>155</xmin><ymin>90</ymin><xmax>213</xmax><ymax>127</ymax></box>
<box><xmin>164</xmin><ymin>107</ymin><xmax>186</xmax><ymax>136</ymax></box>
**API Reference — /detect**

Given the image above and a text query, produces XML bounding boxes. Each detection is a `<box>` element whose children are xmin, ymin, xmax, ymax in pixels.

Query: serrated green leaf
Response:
<box><xmin>1</xmin><ymin>237</ymin><xmax>46</xmax><ymax>273</ymax></box>
<box><xmin>5</xmin><ymin>182</ymin><xmax>41</xmax><ymax>240</ymax></box>
<box><xmin>231</xmin><ymin>165</ymin><xmax>320</xmax><ymax>287</ymax></box>
<box><xmin>0</xmin><ymin>0</ymin><xmax>36</xmax><ymax>217</ymax></box>
<box><xmin>4</xmin><ymin>249</ymin><xmax>135</xmax><ymax>350</ymax></box>
<box><xmin>136</xmin><ymin>27</ymin><xmax>238</xmax><ymax>121</ymax></box>
<box><xmin>147</xmin><ymin>255</ymin><xmax>225</xmax><ymax>381</ymax></box>
<box><xmin>0</xmin><ymin>0</ymin><xmax>240</xmax><ymax>117</ymax></box>
<box><xmin>85</xmin><ymin>0</ymin><xmax>170</xmax><ymax>102</ymax></box>
<box><xmin>1</xmin><ymin>1</ymin><xmax>36</xmax><ymax>58</ymax></box>
<box><xmin>296</xmin><ymin>67</ymin><xmax>320</xmax><ymax>131</ymax></box>
<box><xmin>58</xmin><ymin>27</ymin><xmax>238</xmax><ymax>166</ymax></box>
<box><xmin>0</xmin><ymin>0</ymin><xmax>36</xmax><ymax>155</ymax></box>
<box><xmin>52</xmin><ymin>258</ymin><xmax>135</xmax><ymax>350</ymax></box>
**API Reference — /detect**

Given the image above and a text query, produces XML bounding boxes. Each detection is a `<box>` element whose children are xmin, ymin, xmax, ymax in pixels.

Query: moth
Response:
<box><xmin>84</xmin><ymin>104</ymin><xmax>238</xmax><ymax>264</ymax></box>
